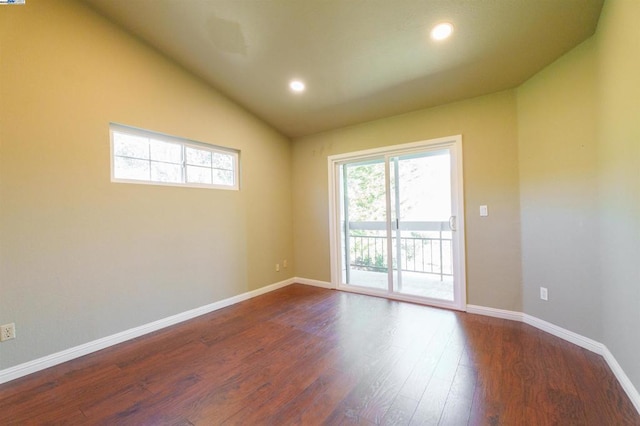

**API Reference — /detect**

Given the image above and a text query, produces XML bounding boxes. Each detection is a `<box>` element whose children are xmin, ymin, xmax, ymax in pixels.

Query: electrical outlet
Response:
<box><xmin>283</xmin><ymin>259</ymin><xmax>288</xmax><ymax>268</ymax></box>
<box><xmin>540</xmin><ymin>287</ymin><xmax>548</xmax><ymax>301</ymax></box>
<box><xmin>275</xmin><ymin>263</ymin><xmax>280</xmax><ymax>272</ymax></box>
<box><xmin>1</xmin><ymin>323</ymin><xmax>16</xmax><ymax>342</ymax></box>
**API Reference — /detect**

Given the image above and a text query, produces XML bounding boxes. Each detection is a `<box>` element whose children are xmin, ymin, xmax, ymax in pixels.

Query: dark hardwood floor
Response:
<box><xmin>1</xmin><ymin>284</ymin><xmax>638</xmax><ymax>425</ymax></box>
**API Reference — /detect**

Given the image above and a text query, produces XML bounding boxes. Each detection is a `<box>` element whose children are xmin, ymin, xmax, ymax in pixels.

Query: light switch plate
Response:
<box><xmin>480</xmin><ymin>205</ymin><xmax>488</xmax><ymax>217</ymax></box>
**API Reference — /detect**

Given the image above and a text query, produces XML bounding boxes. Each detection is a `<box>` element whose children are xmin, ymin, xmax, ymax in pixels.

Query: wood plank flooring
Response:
<box><xmin>1</xmin><ymin>284</ymin><xmax>638</xmax><ymax>425</ymax></box>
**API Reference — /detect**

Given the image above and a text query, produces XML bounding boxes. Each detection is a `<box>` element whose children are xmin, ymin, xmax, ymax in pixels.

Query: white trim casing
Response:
<box><xmin>1</xmin><ymin>280</ymin><xmax>637</xmax><ymax>417</ymax></box>
<box><xmin>522</xmin><ymin>313</ymin><xmax>604</xmax><ymax>354</ymax></box>
<box><xmin>450</xmin><ymin>138</ymin><xmax>467</xmax><ymax>308</ymax></box>
<box><xmin>110</xmin><ymin>123</ymin><xmax>240</xmax><ymax>191</ymax></box>
<box><xmin>466</xmin><ymin>304</ymin><xmax>640</xmax><ymax>414</ymax></box>
<box><xmin>602</xmin><ymin>349</ymin><xmax>640</xmax><ymax>415</ymax></box>
<box><xmin>327</xmin><ymin>157</ymin><xmax>340</xmax><ymax>290</ymax></box>
<box><xmin>327</xmin><ymin>135</ymin><xmax>466</xmax><ymax>311</ymax></box>
<box><xmin>337</xmin><ymin>283</ymin><xmax>464</xmax><ymax>311</ymax></box>
<box><xmin>466</xmin><ymin>304</ymin><xmax>523</xmax><ymax>322</ymax></box>
<box><xmin>294</xmin><ymin>277</ymin><xmax>335</xmax><ymax>289</ymax></box>
<box><xmin>0</xmin><ymin>278</ymin><xmax>295</xmax><ymax>385</ymax></box>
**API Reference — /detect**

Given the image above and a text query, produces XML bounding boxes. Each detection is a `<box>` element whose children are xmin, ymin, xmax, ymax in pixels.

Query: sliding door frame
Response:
<box><xmin>327</xmin><ymin>135</ymin><xmax>466</xmax><ymax>311</ymax></box>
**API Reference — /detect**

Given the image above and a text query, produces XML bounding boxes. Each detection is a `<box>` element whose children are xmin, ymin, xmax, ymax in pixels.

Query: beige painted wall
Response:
<box><xmin>0</xmin><ymin>1</ymin><xmax>293</xmax><ymax>369</ymax></box>
<box><xmin>517</xmin><ymin>38</ymin><xmax>601</xmax><ymax>339</ymax></box>
<box><xmin>597</xmin><ymin>0</ymin><xmax>640</xmax><ymax>391</ymax></box>
<box><xmin>292</xmin><ymin>91</ymin><xmax>522</xmax><ymax>311</ymax></box>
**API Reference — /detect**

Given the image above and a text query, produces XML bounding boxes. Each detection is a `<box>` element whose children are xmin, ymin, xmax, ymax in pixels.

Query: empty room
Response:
<box><xmin>1</xmin><ymin>0</ymin><xmax>639</xmax><ymax>424</ymax></box>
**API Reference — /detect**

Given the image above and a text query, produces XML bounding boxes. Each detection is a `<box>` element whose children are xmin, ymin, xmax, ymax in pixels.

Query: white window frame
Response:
<box><xmin>110</xmin><ymin>123</ymin><xmax>240</xmax><ymax>190</ymax></box>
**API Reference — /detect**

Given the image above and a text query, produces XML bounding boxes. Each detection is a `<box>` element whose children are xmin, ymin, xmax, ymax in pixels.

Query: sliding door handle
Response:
<box><xmin>449</xmin><ymin>216</ymin><xmax>457</xmax><ymax>231</ymax></box>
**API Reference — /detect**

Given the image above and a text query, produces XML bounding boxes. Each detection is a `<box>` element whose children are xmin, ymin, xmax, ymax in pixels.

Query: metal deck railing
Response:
<box><xmin>345</xmin><ymin>221</ymin><xmax>453</xmax><ymax>281</ymax></box>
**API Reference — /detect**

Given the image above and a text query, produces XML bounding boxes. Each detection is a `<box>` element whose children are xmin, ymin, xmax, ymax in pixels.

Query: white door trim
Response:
<box><xmin>327</xmin><ymin>135</ymin><xmax>466</xmax><ymax>310</ymax></box>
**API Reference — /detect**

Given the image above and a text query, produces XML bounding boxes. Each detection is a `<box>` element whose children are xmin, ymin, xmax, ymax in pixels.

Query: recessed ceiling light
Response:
<box><xmin>289</xmin><ymin>80</ymin><xmax>305</xmax><ymax>93</ymax></box>
<box><xmin>431</xmin><ymin>22</ymin><xmax>454</xmax><ymax>41</ymax></box>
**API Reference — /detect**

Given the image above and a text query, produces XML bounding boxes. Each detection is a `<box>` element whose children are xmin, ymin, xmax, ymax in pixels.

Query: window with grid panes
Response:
<box><xmin>110</xmin><ymin>124</ymin><xmax>239</xmax><ymax>190</ymax></box>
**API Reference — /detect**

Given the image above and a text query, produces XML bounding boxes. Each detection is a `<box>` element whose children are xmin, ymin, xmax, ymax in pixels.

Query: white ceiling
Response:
<box><xmin>84</xmin><ymin>0</ymin><xmax>604</xmax><ymax>138</ymax></box>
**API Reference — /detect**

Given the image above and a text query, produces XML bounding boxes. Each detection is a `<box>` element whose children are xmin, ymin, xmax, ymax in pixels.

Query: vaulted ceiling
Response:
<box><xmin>85</xmin><ymin>0</ymin><xmax>604</xmax><ymax>137</ymax></box>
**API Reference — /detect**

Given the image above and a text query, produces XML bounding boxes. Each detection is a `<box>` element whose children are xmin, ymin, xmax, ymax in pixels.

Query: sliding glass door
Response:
<box><xmin>329</xmin><ymin>136</ymin><xmax>465</xmax><ymax>310</ymax></box>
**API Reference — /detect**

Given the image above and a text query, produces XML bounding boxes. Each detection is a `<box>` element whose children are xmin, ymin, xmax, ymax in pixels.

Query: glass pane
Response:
<box><xmin>213</xmin><ymin>152</ymin><xmax>233</xmax><ymax>171</ymax></box>
<box><xmin>114</xmin><ymin>157</ymin><xmax>150</xmax><ymax>181</ymax></box>
<box><xmin>113</xmin><ymin>132</ymin><xmax>149</xmax><ymax>159</ymax></box>
<box><xmin>186</xmin><ymin>165</ymin><xmax>213</xmax><ymax>184</ymax></box>
<box><xmin>213</xmin><ymin>169</ymin><xmax>234</xmax><ymax>186</ymax></box>
<box><xmin>392</xmin><ymin>150</ymin><xmax>454</xmax><ymax>301</ymax></box>
<box><xmin>398</xmin><ymin>150</ymin><xmax>451</xmax><ymax>222</ymax></box>
<box><xmin>341</xmin><ymin>159</ymin><xmax>388</xmax><ymax>290</ymax></box>
<box><xmin>150</xmin><ymin>139</ymin><xmax>182</xmax><ymax>164</ymax></box>
<box><xmin>186</xmin><ymin>146</ymin><xmax>212</xmax><ymax>167</ymax></box>
<box><xmin>150</xmin><ymin>161</ymin><xmax>182</xmax><ymax>183</ymax></box>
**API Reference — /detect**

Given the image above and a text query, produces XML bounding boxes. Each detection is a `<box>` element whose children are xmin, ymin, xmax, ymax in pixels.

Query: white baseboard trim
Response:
<box><xmin>293</xmin><ymin>277</ymin><xmax>334</xmax><ymax>289</ymax></box>
<box><xmin>466</xmin><ymin>304</ymin><xmax>523</xmax><ymax>322</ymax></box>
<box><xmin>521</xmin><ymin>313</ymin><xmax>605</xmax><ymax>354</ymax></box>
<box><xmin>0</xmin><ymin>277</ymin><xmax>296</xmax><ymax>385</ymax></box>
<box><xmin>602</xmin><ymin>346</ymin><xmax>640</xmax><ymax>414</ymax></box>
<box><xmin>2</xmin><ymin>282</ymin><xmax>638</xmax><ymax>415</ymax></box>
<box><xmin>467</xmin><ymin>303</ymin><xmax>640</xmax><ymax>415</ymax></box>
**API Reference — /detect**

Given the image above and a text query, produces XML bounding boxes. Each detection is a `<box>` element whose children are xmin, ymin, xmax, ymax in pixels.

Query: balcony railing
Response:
<box><xmin>345</xmin><ymin>221</ymin><xmax>453</xmax><ymax>281</ymax></box>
